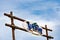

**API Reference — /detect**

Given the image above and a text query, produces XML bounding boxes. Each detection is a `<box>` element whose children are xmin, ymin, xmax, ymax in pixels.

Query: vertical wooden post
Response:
<box><xmin>42</xmin><ymin>25</ymin><xmax>53</xmax><ymax>40</ymax></box>
<box><xmin>10</xmin><ymin>12</ymin><xmax>15</xmax><ymax>40</ymax></box>
<box><xmin>45</xmin><ymin>25</ymin><xmax>49</xmax><ymax>40</ymax></box>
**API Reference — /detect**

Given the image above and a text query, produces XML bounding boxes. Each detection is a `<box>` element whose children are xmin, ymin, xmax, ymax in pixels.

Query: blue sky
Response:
<box><xmin>0</xmin><ymin>0</ymin><xmax>60</xmax><ymax>40</ymax></box>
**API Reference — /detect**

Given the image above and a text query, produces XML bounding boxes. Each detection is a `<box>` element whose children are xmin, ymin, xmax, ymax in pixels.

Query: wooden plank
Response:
<box><xmin>4</xmin><ymin>13</ymin><xmax>26</xmax><ymax>22</ymax></box>
<box><xmin>5</xmin><ymin>23</ymin><xmax>43</xmax><ymax>36</ymax></box>
<box><xmin>5</xmin><ymin>23</ymin><xmax>28</xmax><ymax>32</ymax></box>
<box><xmin>42</xmin><ymin>27</ymin><xmax>52</xmax><ymax>31</ymax></box>
<box><xmin>10</xmin><ymin>12</ymin><xmax>15</xmax><ymax>40</ymax></box>
<box><xmin>42</xmin><ymin>35</ymin><xmax>54</xmax><ymax>39</ymax></box>
<box><xmin>45</xmin><ymin>25</ymin><xmax>48</xmax><ymax>40</ymax></box>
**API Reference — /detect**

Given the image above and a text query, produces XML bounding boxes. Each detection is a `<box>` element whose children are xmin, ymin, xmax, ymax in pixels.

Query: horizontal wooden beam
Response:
<box><xmin>5</xmin><ymin>23</ymin><xmax>42</xmax><ymax>36</ymax></box>
<box><xmin>42</xmin><ymin>27</ymin><xmax>52</xmax><ymax>31</ymax></box>
<box><xmin>4</xmin><ymin>13</ymin><xmax>26</xmax><ymax>22</ymax></box>
<box><xmin>5</xmin><ymin>23</ymin><xmax>28</xmax><ymax>32</ymax></box>
<box><xmin>42</xmin><ymin>35</ymin><xmax>54</xmax><ymax>39</ymax></box>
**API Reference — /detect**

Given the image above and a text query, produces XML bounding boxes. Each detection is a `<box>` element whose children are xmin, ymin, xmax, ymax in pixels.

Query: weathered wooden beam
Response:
<box><xmin>45</xmin><ymin>25</ymin><xmax>48</xmax><ymax>40</ymax></box>
<box><xmin>42</xmin><ymin>35</ymin><xmax>54</xmax><ymax>39</ymax></box>
<box><xmin>4</xmin><ymin>13</ymin><xmax>26</xmax><ymax>22</ymax></box>
<box><xmin>5</xmin><ymin>23</ymin><xmax>28</xmax><ymax>32</ymax></box>
<box><xmin>10</xmin><ymin>12</ymin><xmax>15</xmax><ymax>40</ymax></box>
<box><xmin>42</xmin><ymin>27</ymin><xmax>52</xmax><ymax>31</ymax></box>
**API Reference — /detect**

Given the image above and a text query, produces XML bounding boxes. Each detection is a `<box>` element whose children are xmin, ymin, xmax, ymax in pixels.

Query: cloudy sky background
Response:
<box><xmin>0</xmin><ymin>0</ymin><xmax>60</xmax><ymax>40</ymax></box>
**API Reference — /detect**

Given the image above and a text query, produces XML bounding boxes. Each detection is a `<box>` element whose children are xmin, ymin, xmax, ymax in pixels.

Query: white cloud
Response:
<box><xmin>0</xmin><ymin>0</ymin><xmax>60</xmax><ymax>40</ymax></box>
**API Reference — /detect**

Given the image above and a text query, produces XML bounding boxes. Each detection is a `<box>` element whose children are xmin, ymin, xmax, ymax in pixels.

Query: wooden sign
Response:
<box><xmin>4</xmin><ymin>11</ymin><xmax>54</xmax><ymax>40</ymax></box>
